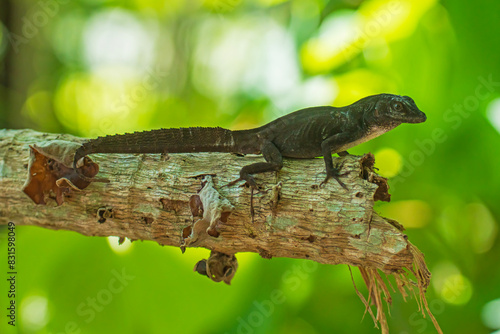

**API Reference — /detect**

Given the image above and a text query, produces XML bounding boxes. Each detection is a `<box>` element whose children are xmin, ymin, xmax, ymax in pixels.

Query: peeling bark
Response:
<box><xmin>0</xmin><ymin>129</ymin><xmax>442</xmax><ymax>333</ymax></box>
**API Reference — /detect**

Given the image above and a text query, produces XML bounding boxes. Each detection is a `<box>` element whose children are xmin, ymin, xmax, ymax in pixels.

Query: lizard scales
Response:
<box><xmin>74</xmin><ymin>93</ymin><xmax>426</xmax><ymax>188</ymax></box>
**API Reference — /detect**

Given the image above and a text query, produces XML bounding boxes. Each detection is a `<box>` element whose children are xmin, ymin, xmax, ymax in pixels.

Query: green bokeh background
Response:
<box><xmin>1</xmin><ymin>0</ymin><xmax>500</xmax><ymax>333</ymax></box>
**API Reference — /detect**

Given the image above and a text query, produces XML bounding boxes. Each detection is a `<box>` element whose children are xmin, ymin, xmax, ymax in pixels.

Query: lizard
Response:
<box><xmin>73</xmin><ymin>93</ymin><xmax>426</xmax><ymax>189</ymax></box>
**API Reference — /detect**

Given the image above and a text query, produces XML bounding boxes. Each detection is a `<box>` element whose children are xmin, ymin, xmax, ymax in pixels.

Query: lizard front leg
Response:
<box><xmin>319</xmin><ymin>133</ymin><xmax>352</xmax><ymax>189</ymax></box>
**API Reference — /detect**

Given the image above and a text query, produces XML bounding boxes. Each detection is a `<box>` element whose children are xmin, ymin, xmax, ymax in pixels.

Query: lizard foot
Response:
<box><xmin>314</xmin><ymin>162</ymin><xmax>349</xmax><ymax>190</ymax></box>
<box><xmin>224</xmin><ymin>176</ymin><xmax>262</xmax><ymax>190</ymax></box>
<box><xmin>319</xmin><ymin>173</ymin><xmax>348</xmax><ymax>189</ymax></box>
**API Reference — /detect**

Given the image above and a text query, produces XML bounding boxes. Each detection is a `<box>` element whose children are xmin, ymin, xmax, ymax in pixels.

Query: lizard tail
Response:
<box><xmin>73</xmin><ymin>127</ymin><xmax>239</xmax><ymax>181</ymax></box>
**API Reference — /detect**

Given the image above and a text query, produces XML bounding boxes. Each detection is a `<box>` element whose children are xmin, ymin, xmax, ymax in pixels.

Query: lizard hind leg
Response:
<box><xmin>224</xmin><ymin>141</ymin><xmax>283</xmax><ymax>189</ymax></box>
<box><xmin>237</xmin><ymin>141</ymin><xmax>283</xmax><ymax>189</ymax></box>
<box><xmin>226</xmin><ymin>141</ymin><xmax>283</xmax><ymax>223</ymax></box>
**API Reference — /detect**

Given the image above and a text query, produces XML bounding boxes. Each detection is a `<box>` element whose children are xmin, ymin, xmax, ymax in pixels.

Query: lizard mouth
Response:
<box><xmin>407</xmin><ymin>111</ymin><xmax>427</xmax><ymax>123</ymax></box>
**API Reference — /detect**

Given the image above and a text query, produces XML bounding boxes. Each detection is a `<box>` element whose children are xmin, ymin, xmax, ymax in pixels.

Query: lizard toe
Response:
<box><xmin>223</xmin><ymin>177</ymin><xmax>243</xmax><ymax>188</ymax></box>
<box><xmin>244</xmin><ymin>177</ymin><xmax>258</xmax><ymax>189</ymax></box>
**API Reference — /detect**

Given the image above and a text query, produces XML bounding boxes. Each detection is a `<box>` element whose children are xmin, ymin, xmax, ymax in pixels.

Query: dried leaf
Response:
<box><xmin>22</xmin><ymin>141</ymin><xmax>100</xmax><ymax>205</ymax></box>
<box><xmin>360</xmin><ymin>153</ymin><xmax>391</xmax><ymax>202</ymax></box>
<box><xmin>194</xmin><ymin>251</ymin><xmax>238</xmax><ymax>285</ymax></box>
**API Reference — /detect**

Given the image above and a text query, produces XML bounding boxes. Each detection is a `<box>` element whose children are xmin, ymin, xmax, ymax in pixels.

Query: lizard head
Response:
<box><xmin>374</xmin><ymin>94</ymin><xmax>426</xmax><ymax>124</ymax></box>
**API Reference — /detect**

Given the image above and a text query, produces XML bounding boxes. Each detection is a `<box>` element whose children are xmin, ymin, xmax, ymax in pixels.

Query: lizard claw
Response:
<box><xmin>333</xmin><ymin>175</ymin><xmax>348</xmax><ymax>189</ymax></box>
<box><xmin>334</xmin><ymin>160</ymin><xmax>347</xmax><ymax>172</ymax></box>
<box><xmin>314</xmin><ymin>162</ymin><xmax>349</xmax><ymax>190</ymax></box>
<box><xmin>244</xmin><ymin>177</ymin><xmax>258</xmax><ymax>190</ymax></box>
<box><xmin>318</xmin><ymin>174</ymin><xmax>348</xmax><ymax>190</ymax></box>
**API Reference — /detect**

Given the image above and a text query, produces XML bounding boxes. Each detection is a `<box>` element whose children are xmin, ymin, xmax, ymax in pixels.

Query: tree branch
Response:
<box><xmin>0</xmin><ymin>129</ymin><xmax>442</xmax><ymax>333</ymax></box>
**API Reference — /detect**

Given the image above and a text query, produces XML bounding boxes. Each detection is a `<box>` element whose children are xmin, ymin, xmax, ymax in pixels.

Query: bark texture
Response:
<box><xmin>0</xmin><ymin>129</ymin><xmax>442</xmax><ymax>333</ymax></box>
<box><xmin>0</xmin><ymin>128</ymin><xmax>406</xmax><ymax>267</ymax></box>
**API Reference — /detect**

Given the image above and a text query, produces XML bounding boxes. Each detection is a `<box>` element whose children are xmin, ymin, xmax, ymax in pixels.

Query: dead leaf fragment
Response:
<box><xmin>360</xmin><ymin>153</ymin><xmax>391</xmax><ymax>202</ymax></box>
<box><xmin>193</xmin><ymin>251</ymin><xmax>238</xmax><ymax>285</ymax></box>
<box><xmin>22</xmin><ymin>141</ymin><xmax>100</xmax><ymax>205</ymax></box>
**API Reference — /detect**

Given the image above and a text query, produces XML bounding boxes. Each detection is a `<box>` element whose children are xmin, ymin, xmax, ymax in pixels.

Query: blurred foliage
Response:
<box><xmin>1</xmin><ymin>0</ymin><xmax>500</xmax><ymax>333</ymax></box>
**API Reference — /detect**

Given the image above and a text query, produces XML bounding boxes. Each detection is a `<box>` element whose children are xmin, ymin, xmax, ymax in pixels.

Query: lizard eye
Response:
<box><xmin>393</xmin><ymin>102</ymin><xmax>403</xmax><ymax>112</ymax></box>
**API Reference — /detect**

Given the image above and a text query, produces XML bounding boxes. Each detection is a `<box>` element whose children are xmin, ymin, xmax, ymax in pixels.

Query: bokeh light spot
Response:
<box><xmin>363</xmin><ymin>37</ymin><xmax>391</xmax><ymax>64</ymax></box>
<box><xmin>376</xmin><ymin>199</ymin><xmax>432</xmax><ymax>228</ymax></box>
<box><xmin>20</xmin><ymin>295</ymin><xmax>49</xmax><ymax>331</ymax></box>
<box><xmin>301</xmin><ymin>0</ymin><xmax>439</xmax><ymax>73</ymax></box>
<box><xmin>133</xmin><ymin>0</ymin><xmax>183</xmax><ymax>14</ymax></box>
<box><xmin>257</xmin><ymin>0</ymin><xmax>288</xmax><ymax>7</ymax></box>
<box><xmin>50</xmin><ymin>10</ymin><xmax>87</xmax><ymax>66</ymax></box>
<box><xmin>291</xmin><ymin>0</ymin><xmax>320</xmax><ymax>20</ymax></box>
<box><xmin>486</xmin><ymin>97</ymin><xmax>500</xmax><ymax>134</ymax></box>
<box><xmin>107</xmin><ymin>236</ymin><xmax>133</xmax><ymax>254</ymax></box>
<box><xmin>466</xmin><ymin>203</ymin><xmax>498</xmax><ymax>254</ymax></box>
<box><xmin>300</xmin><ymin>11</ymin><xmax>358</xmax><ymax>74</ymax></box>
<box><xmin>482</xmin><ymin>299</ymin><xmax>500</xmax><ymax>329</ymax></box>
<box><xmin>431</xmin><ymin>261</ymin><xmax>460</xmax><ymax>292</ymax></box>
<box><xmin>359</xmin><ymin>0</ymin><xmax>438</xmax><ymax>41</ymax></box>
<box><xmin>54</xmin><ymin>70</ymin><xmax>158</xmax><ymax>136</ymax></box>
<box><xmin>300</xmin><ymin>76</ymin><xmax>338</xmax><ymax>107</ymax></box>
<box><xmin>22</xmin><ymin>91</ymin><xmax>53</xmax><ymax>129</ymax></box>
<box><xmin>83</xmin><ymin>8</ymin><xmax>157</xmax><ymax>74</ymax></box>
<box><xmin>332</xmin><ymin>69</ymin><xmax>398</xmax><ymax>106</ymax></box>
<box><xmin>439</xmin><ymin>274</ymin><xmax>473</xmax><ymax>305</ymax></box>
<box><xmin>193</xmin><ymin>17</ymin><xmax>301</xmax><ymax>111</ymax></box>
<box><xmin>374</xmin><ymin>147</ymin><xmax>402</xmax><ymax>178</ymax></box>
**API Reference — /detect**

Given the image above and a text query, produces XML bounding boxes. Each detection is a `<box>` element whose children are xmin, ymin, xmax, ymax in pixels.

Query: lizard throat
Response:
<box><xmin>334</xmin><ymin>124</ymin><xmax>400</xmax><ymax>153</ymax></box>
